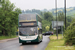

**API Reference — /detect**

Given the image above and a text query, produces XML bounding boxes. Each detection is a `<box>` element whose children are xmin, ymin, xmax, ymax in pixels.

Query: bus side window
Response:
<box><xmin>41</xmin><ymin>29</ymin><xmax>42</xmax><ymax>34</ymax></box>
<box><xmin>39</xmin><ymin>29</ymin><xmax>42</xmax><ymax>34</ymax></box>
<box><xmin>38</xmin><ymin>30</ymin><xmax>40</xmax><ymax>34</ymax></box>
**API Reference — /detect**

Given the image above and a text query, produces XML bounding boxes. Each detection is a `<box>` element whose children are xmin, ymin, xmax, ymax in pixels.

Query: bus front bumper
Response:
<box><xmin>19</xmin><ymin>37</ymin><xmax>39</xmax><ymax>43</ymax></box>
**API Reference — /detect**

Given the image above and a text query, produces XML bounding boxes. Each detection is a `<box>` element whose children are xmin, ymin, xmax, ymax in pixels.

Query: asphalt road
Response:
<box><xmin>0</xmin><ymin>36</ymin><xmax>50</xmax><ymax>50</ymax></box>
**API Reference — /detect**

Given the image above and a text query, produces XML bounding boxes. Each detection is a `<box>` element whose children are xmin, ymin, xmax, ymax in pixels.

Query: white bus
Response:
<box><xmin>18</xmin><ymin>13</ymin><xmax>43</xmax><ymax>44</ymax></box>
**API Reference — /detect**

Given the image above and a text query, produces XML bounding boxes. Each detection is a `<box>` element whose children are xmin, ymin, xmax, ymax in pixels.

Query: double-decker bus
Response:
<box><xmin>18</xmin><ymin>13</ymin><xmax>43</xmax><ymax>44</ymax></box>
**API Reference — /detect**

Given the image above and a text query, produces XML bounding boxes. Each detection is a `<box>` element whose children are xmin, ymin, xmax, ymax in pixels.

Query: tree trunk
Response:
<box><xmin>2</xmin><ymin>24</ymin><xmax>5</xmax><ymax>36</ymax></box>
<box><xmin>3</xmin><ymin>29</ymin><xmax>5</xmax><ymax>36</ymax></box>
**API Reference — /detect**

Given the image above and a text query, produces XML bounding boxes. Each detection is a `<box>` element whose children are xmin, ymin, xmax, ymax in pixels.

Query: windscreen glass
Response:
<box><xmin>19</xmin><ymin>27</ymin><xmax>37</xmax><ymax>36</ymax></box>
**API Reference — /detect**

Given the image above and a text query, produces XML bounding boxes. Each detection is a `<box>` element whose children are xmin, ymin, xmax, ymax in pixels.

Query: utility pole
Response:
<box><xmin>64</xmin><ymin>0</ymin><xmax>66</xmax><ymax>30</ymax></box>
<box><xmin>0</xmin><ymin>0</ymin><xmax>1</xmax><ymax>2</ymax></box>
<box><xmin>55</xmin><ymin>0</ymin><xmax>58</xmax><ymax>39</ymax></box>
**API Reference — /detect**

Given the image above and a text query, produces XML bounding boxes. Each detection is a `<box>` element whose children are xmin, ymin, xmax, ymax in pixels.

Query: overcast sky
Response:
<box><xmin>9</xmin><ymin>0</ymin><xmax>75</xmax><ymax>10</ymax></box>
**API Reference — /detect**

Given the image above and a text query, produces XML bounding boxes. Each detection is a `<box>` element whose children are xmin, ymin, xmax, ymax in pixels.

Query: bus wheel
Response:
<box><xmin>37</xmin><ymin>40</ymin><xmax>40</xmax><ymax>43</ymax></box>
<box><xmin>40</xmin><ymin>40</ymin><xmax>42</xmax><ymax>42</ymax></box>
<box><xmin>40</xmin><ymin>38</ymin><xmax>43</xmax><ymax>42</ymax></box>
<box><xmin>44</xmin><ymin>35</ymin><xmax>46</xmax><ymax>36</ymax></box>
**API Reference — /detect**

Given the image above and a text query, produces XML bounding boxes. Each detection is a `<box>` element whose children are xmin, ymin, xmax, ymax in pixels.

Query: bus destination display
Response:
<box><xmin>22</xmin><ymin>23</ymin><xmax>36</xmax><ymax>26</ymax></box>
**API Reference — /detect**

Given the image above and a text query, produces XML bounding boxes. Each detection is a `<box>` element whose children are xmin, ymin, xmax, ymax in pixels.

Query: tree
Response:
<box><xmin>64</xmin><ymin>17</ymin><xmax>75</xmax><ymax>45</ymax></box>
<box><xmin>45</xmin><ymin>26</ymin><xmax>50</xmax><ymax>31</ymax></box>
<box><xmin>42</xmin><ymin>20</ymin><xmax>51</xmax><ymax>32</ymax></box>
<box><xmin>0</xmin><ymin>0</ymin><xmax>21</xmax><ymax>36</ymax></box>
<box><xmin>58</xmin><ymin>12</ymin><xmax>65</xmax><ymax>21</ymax></box>
<box><xmin>15</xmin><ymin>8</ymin><xmax>22</xmax><ymax>14</ymax></box>
<box><xmin>44</xmin><ymin>12</ymin><xmax>53</xmax><ymax>22</ymax></box>
<box><xmin>64</xmin><ymin>22</ymin><xmax>75</xmax><ymax>45</ymax></box>
<box><xmin>42</xmin><ymin>12</ymin><xmax>54</xmax><ymax>32</ymax></box>
<box><xmin>58</xmin><ymin>12</ymin><xmax>70</xmax><ymax>28</ymax></box>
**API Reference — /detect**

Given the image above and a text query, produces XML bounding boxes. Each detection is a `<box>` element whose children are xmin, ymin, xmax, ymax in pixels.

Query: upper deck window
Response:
<box><xmin>19</xmin><ymin>14</ymin><xmax>36</xmax><ymax>22</ymax></box>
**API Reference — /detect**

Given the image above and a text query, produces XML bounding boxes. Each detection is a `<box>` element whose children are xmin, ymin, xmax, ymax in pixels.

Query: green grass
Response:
<box><xmin>0</xmin><ymin>35</ymin><xmax>18</xmax><ymax>40</ymax></box>
<box><xmin>45</xmin><ymin>34</ymin><xmax>75</xmax><ymax>50</ymax></box>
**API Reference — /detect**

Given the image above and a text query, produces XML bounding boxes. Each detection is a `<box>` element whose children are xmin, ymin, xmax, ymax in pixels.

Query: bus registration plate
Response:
<box><xmin>26</xmin><ymin>41</ymin><xmax>31</xmax><ymax>43</ymax></box>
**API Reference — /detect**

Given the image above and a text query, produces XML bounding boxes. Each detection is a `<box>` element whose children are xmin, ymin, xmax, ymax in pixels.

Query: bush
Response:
<box><xmin>64</xmin><ymin>22</ymin><xmax>75</xmax><ymax>45</ymax></box>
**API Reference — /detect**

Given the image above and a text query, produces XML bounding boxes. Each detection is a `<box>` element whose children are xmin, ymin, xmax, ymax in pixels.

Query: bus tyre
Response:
<box><xmin>40</xmin><ymin>38</ymin><xmax>43</xmax><ymax>42</ymax></box>
<box><xmin>40</xmin><ymin>40</ymin><xmax>42</xmax><ymax>42</ymax></box>
<box><xmin>44</xmin><ymin>35</ymin><xmax>46</xmax><ymax>36</ymax></box>
<box><xmin>37</xmin><ymin>40</ymin><xmax>40</xmax><ymax>43</ymax></box>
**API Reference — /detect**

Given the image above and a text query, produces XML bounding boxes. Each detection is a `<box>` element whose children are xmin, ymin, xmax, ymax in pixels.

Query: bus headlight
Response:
<box><xmin>35</xmin><ymin>33</ymin><xmax>37</xmax><ymax>35</ymax></box>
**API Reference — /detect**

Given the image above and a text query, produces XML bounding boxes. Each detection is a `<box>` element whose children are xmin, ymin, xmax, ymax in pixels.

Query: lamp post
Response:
<box><xmin>64</xmin><ymin>0</ymin><xmax>66</xmax><ymax>30</ymax></box>
<box><xmin>55</xmin><ymin>0</ymin><xmax>58</xmax><ymax>40</ymax></box>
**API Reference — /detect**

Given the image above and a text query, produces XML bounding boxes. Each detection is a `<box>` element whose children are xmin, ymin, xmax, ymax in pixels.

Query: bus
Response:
<box><xmin>18</xmin><ymin>13</ymin><xmax>43</xmax><ymax>44</ymax></box>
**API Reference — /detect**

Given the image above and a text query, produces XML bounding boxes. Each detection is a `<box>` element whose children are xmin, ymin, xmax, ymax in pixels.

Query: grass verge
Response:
<box><xmin>0</xmin><ymin>35</ymin><xmax>18</xmax><ymax>40</ymax></box>
<box><xmin>45</xmin><ymin>34</ymin><xmax>75</xmax><ymax>50</ymax></box>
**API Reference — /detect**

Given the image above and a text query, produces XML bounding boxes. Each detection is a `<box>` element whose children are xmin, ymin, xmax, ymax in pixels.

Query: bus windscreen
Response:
<box><xmin>19</xmin><ymin>27</ymin><xmax>37</xmax><ymax>36</ymax></box>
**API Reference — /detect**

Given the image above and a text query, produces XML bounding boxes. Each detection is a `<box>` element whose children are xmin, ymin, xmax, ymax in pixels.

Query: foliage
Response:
<box><xmin>64</xmin><ymin>22</ymin><xmax>75</xmax><ymax>45</ymax></box>
<box><xmin>0</xmin><ymin>0</ymin><xmax>21</xmax><ymax>36</ymax></box>
<box><xmin>23</xmin><ymin>7</ymin><xmax>75</xmax><ymax>17</ymax></box>
<box><xmin>45</xmin><ymin>26</ymin><xmax>50</xmax><ymax>31</ymax></box>
<box><xmin>58</xmin><ymin>12</ymin><xmax>65</xmax><ymax>21</ymax></box>
<box><xmin>42</xmin><ymin>12</ymin><xmax>54</xmax><ymax>32</ymax></box>
<box><xmin>15</xmin><ymin>8</ymin><xmax>22</xmax><ymax>14</ymax></box>
<box><xmin>57</xmin><ymin>12</ymin><xmax>72</xmax><ymax>30</ymax></box>
<box><xmin>44</xmin><ymin>12</ymin><xmax>53</xmax><ymax>22</ymax></box>
<box><xmin>67</xmin><ymin>16</ymin><xmax>72</xmax><ymax>22</ymax></box>
<box><xmin>71</xmin><ymin>17</ymin><xmax>75</xmax><ymax>23</ymax></box>
<box><xmin>53</xmin><ymin>7</ymin><xmax>75</xmax><ymax>17</ymax></box>
<box><xmin>42</xmin><ymin>20</ymin><xmax>50</xmax><ymax>32</ymax></box>
<box><xmin>66</xmin><ymin>16</ymin><xmax>72</xmax><ymax>27</ymax></box>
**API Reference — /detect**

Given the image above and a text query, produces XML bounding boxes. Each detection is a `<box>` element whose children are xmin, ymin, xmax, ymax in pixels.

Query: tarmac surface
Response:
<box><xmin>0</xmin><ymin>36</ymin><xmax>50</xmax><ymax>50</ymax></box>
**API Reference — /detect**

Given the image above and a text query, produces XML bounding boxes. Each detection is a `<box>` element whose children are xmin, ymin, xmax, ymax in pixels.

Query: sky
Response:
<box><xmin>9</xmin><ymin>0</ymin><xmax>75</xmax><ymax>10</ymax></box>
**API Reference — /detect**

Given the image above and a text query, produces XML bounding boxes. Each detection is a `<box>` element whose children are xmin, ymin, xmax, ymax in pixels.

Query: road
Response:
<box><xmin>0</xmin><ymin>36</ymin><xmax>50</xmax><ymax>50</ymax></box>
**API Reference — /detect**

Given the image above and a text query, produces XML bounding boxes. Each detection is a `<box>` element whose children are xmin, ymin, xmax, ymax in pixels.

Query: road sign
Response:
<box><xmin>52</xmin><ymin>21</ymin><xmax>64</xmax><ymax>28</ymax></box>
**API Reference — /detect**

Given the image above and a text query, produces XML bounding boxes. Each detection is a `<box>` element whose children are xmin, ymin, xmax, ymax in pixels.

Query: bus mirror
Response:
<box><xmin>38</xmin><ymin>28</ymin><xmax>39</xmax><ymax>30</ymax></box>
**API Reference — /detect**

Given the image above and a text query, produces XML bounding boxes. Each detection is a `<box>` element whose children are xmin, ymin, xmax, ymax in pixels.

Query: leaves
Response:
<box><xmin>64</xmin><ymin>22</ymin><xmax>75</xmax><ymax>45</ymax></box>
<box><xmin>42</xmin><ymin>12</ymin><xmax>54</xmax><ymax>32</ymax></box>
<box><xmin>0</xmin><ymin>0</ymin><xmax>21</xmax><ymax>36</ymax></box>
<box><xmin>15</xmin><ymin>8</ymin><xmax>22</xmax><ymax>14</ymax></box>
<box><xmin>44</xmin><ymin>12</ymin><xmax>53</xmax><ymax>22</ymax></box>
<box><xmin>58</xmin><ymin>12</ymin><xmax>65</xmax><ymax>21</ymax></box>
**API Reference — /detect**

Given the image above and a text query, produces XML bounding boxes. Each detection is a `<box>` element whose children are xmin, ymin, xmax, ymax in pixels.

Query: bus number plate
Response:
<box><xmin>26</xmin><ymin>41</ymin><xmax>31</xmax><ymax>43</ymax></box>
